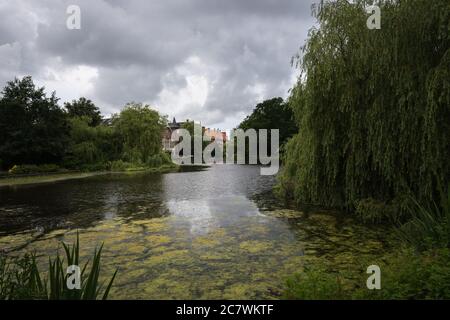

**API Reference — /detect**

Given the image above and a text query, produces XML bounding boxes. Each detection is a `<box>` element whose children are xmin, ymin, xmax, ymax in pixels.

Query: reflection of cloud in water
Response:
<box><xmin>103</xmin><ymin>192</ymin><xmax>119</xmax><ymax>220</ymax></box>
<box><xmin>166</xmin><ymin>196</ymin><xmax>260</xmax><ymax>236</ymax></box>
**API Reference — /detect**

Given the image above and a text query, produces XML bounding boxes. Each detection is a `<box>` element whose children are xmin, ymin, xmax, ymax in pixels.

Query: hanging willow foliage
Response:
<box><xmin>279</xmin><ymin>0</ymin><xmax>450</xmax><ymax>209</ymax></box>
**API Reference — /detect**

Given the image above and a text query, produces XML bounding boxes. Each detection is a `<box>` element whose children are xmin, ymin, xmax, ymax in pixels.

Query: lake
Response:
<box><xmin>0</xmin><ymin>165</ymin><xmax>386</xmax><ymax>299</ymax></box>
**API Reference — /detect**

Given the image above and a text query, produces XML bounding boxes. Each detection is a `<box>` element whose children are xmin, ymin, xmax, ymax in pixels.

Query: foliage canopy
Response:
<box><xmin>279</xmin><ymin>0</ymin><xmax>450</xmax><ymax>209</ymax></box>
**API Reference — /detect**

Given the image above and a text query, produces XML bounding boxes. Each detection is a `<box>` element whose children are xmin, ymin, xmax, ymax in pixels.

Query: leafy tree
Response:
<box><xmin>237</xmin><ymin>97</ymin><xmax>297</xmax><ymax>163</ymax></box>
<box><xmin>113</xmin><ymin>103</ymin><xmax>167</xmax><ymax>164</ymax></box>
<box><xmin>64</xmin><ymin>117</ymin><xmax>121</xmax><ymax>168</ymax></box>
<box><xmin>279</xmin><ymin>0</ymin><xmax>450</xmax><ymax>209</ymax></box>
<box><xmin>0</xmin><ymin>77</ymin><xmax>69</xmax><ymax>169</ymax></box>
<box><xmin>64</xmin><ymin>97</ymin><xmax>102</xmax><ymax>126</ymax></box>
<box><xmin>239</xmin><ymin>97</ymin><xmax>297</xmax><ymax>146</ymax></box>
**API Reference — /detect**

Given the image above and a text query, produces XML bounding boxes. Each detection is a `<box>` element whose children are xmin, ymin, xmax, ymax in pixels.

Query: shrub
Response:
<box><xmin>354</xmin><ymin>248</ymin><xmax>450</xmax><ymax>300</ymax></box>
<box><xmin>146</xmin><ymin>153</ymin><xmax>171</xmax><ymax>168</ymax></box>
<box><xmin>284</xmin><ymin>267</ymin><xmax>348</xmax><ymax>300</ymax></box>
<box><xmin>284</xmin><ymin>248</ymin><xmax>450</xmax><ymax>300</ymax></box>
<box><xmin>110</xmin><ymin>160</ymin><xmax>132</xmax><ymax>172</ymax></box>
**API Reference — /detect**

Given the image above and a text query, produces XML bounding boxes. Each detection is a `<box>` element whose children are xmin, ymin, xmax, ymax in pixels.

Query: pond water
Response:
<box><xmin>0</xmin><ymin>165</ymin><xmax>387</xmax><ymax>299</ymax></box>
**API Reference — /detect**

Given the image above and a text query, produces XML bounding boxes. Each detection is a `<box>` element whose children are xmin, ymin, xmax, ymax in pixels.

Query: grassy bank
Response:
<box><xmin>283</xmin><ymin>186</ymin><xmax>450</xmax><ymax>300</ymax></box>
<box><xmin>110</xmin><ymin>163</ymin><xmax>179</xmax><ymax>174</ymax></box>
<box><xmin>284</xmin><ymin>247</ymin><xmax>450</xmax><ymax>300</ymax></box>
<box><xmin>0</xmin><ymin>164</ymin><xmax>180</xmax><ymax>187</ymax></box>
<box><xmin>0</xmin><ymin>172</ymin><xmax>105</xmax><ymax>188</ymax></box>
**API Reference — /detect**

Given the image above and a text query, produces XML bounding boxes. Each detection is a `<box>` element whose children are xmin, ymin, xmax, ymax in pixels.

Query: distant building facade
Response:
<box><xmin>162</xmin><ymin>117</ymin><xmax>228</xmax><ymax>151</ymax></box>
<box><xmin>203</xmin><ymin>127</ymin><xmax>227</xmax><ymax>143</ymax></box>
<box><xmin>162</xmin><ymin>117</ymin><xmax>185</xmax><ymax>151</ymax></box>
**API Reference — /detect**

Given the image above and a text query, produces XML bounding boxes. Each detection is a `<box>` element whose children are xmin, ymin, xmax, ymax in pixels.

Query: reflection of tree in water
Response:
<box><xmin>0</xmin><ymin>173</ymin><xmax>171</xmax><ymax>237</ymax></box>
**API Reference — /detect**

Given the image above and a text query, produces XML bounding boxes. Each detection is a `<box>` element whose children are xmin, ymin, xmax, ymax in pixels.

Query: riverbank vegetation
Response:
<box><xmin>279</xmin><ymin>0</ymin><xmax>449</xmax><ymax>299</ymax></box>
<box><xmin>284</xmin><ymin>185</ymin><xmax>450</xmax><ymax>299</ymax></box>
<box><xmin>0</xmin><ymin>77</ymin><xmax>175</xmax><ymax>175</ymax></box>
<box><xmin>0</xmin><ymin>172</ymin><xmax>104</xmax><ymax>188</ymax></box>
<box><xmin>0</xmin><ymin>234</ymin><xmax>116</xmax><ymax>300</ymax></box>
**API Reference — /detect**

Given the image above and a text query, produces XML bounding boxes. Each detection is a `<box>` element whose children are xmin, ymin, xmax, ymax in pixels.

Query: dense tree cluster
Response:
<box><xmin>238</xmin><ymin>97</ymin><xmax>298</xmax><ymax>147</ymax></box>
<box><xmin>0</xmin><ymin>77</ymin><xmax>168</xmax><ymax>171</ymax></box>
<box><xmin>0</xmin><ymin>77</ymin><xmax>69</xmax><ymax>168</ymax></box>
<box><xmin>279</xmin><ymin>0</ymin><xmax>449</xmax><ymax>209</ymax></box>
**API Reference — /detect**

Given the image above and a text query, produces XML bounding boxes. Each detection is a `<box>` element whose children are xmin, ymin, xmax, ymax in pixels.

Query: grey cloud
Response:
<box><xmin>0</xmin><ymin>0</ymin><xmax>315</xmax><ymax>128</ymax></box>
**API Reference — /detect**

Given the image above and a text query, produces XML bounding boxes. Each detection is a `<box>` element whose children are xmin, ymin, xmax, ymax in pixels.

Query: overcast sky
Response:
<box><xmin>0</xmin><ymin>0</ymin><xmax>315</xmax><ymax>129</ymax></box>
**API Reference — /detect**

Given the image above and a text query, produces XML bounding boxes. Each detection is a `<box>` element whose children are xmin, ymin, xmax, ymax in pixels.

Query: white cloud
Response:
<box><xmin>36</xmin><ymin>64</ymin><xmax>99</xmax><ymax>102</ymax></box>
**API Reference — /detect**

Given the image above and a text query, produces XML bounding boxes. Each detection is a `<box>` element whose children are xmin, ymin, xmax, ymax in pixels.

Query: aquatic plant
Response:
<box><xmin>397</xmin><ymin>184</ymin><xmax>450</xmax><ymax>251</ymax></box>
<box><xmin>0</xmin><ymin>233</ymin><xmax>117</xmax><ymax>300</ymax></box>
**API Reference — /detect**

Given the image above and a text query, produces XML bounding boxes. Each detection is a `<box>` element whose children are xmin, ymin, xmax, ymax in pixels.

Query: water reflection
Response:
<box><xmin>0</xmin><ymin>165</ymin><xmax>275</xmax><ymax>236</ymax></box>
<box><xmin>0</xmin><ymin>165</ymin><xmax>387</xmax><ymax>299</ymax></box>
<box><xmin>166</xmin><ymin>196</ymin><xmax>261</xmax><ymax>236</ymax></box>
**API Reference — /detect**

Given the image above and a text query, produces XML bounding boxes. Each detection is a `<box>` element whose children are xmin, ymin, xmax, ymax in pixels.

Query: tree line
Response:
<box><xmin>0</xmin><ymin>76</ymin><xmax>170</xmax><ymax>172</ymax></box>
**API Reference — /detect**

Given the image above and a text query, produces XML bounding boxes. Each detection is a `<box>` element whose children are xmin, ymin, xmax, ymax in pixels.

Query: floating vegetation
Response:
<box><xmin>1</xmin><ymin>207</ymin><xmax>391</xmax><ymax>299</ymax></box>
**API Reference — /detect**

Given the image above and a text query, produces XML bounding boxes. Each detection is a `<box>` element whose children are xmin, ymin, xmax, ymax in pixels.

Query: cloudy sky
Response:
<box><xmin>0</xmin><ymin>0</ymin><xmax>315</xmax><ymax>129</ymax></box>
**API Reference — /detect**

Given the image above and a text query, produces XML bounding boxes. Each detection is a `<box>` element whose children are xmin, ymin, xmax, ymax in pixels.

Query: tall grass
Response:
<box><xmin>0</xmin><ymin>233</ymin><xmax>117</xmax><ymax>300</ymax></box>
<box><xmin>284</xmin><ymin>184</ymin><xmax>450</xmax><ymax>300</ymax></box>
<box><xmin>397</xmin><ymin>184</ymin><xmax>450</xmax><ymax>251</ymax></box>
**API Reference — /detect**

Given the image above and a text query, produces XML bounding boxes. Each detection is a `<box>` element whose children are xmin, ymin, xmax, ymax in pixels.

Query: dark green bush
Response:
<box><xmin>146</xmin><ymin>153</ymin><xmax>171</xmax><ymax>168</ymax></box>
<box><xmin>110</xmin><ymin>160</ymin><xmax>131</xmax><ymax>172</ymax></box>
<box><xmin>284</xmin><ymin>267</ymin><xmax>348</xmax><ymax>300</ymax></box>
<box><xmin>354</xmin><ymin>248</ymin><xmax>450</xmax><ymax>300</ymax></box>
<box><xmin>285</xmin><ymin>248</ymin><xmax>450</xmax><ymax>300</ymax></box>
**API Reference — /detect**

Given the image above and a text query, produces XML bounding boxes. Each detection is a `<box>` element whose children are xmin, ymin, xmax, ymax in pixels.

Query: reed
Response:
<box><xmin>0</xmin><ymin>233</ymin><xmax>117</xmax><ymax>300</ymax></box>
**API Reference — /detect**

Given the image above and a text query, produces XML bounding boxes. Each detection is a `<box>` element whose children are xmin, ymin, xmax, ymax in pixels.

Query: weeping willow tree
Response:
<box><xmin>279</xmin><ymin>0</ymin><xmax>449</xmax><ymax>209</ymax></box>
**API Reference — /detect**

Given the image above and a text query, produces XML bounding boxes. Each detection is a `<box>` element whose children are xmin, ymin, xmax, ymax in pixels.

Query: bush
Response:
<box><xmin>284</xmin><ymin>267</ymin><xmax>347</xmax><ymax>300</ymax></box>
<box><xmin>110</xmin><ymin>160</ymin><xmax>132</xmax><ymax>172</ymax></box>
<box><xmin>354</xmin><ymin>248</ymin><xmax>450</xmax><ymax>300</ymax></box>
<box><xmin>146</xmin><ymin>153</ymin><xmax>171</xmax><ymax>168</ymax></box>
<box><xmin>284</xmin><ymin>248</ymin><xmax>450</xmax><ymax>300</ymax></box>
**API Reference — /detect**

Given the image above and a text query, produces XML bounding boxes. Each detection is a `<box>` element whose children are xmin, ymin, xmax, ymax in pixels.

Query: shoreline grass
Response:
<box><xmin>0</xmin><ymin>233</ymin><xmax>117</xmax><ymax>300</ymax></box>
<box><xmin>0</xmin><ymin>164</ymin><xmax>182</xmax><ymax>188</ymax></box>
<box><xmin>0</xmin><ymin>172</ymin><xmax>106</xmax><ymax>188</ymax></box>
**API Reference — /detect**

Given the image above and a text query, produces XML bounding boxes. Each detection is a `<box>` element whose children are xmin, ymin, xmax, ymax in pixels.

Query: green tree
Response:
<box><xmin>0</xmin><ymin>76</ymin><xmax>69</xmax><ymax>169</ymax></box>
<box><xmin>239</xmin><ymin>97</ymin><xmax>297</xmax><ymax>146</ymax></box>
<box><xmin>237</xmin><ymin>97</ymin><xmax>297</xmax><ymax>164</ymax></box>
<box><xmin>64</xmin><ymin>97</ymin><xmax>102</xmax><ymax>126</ymax></box>
<box><xmin>279</xmin><ymin>0</ymin><xmax>450</xmax><ymax>209</ymax></box>
<box><xmin>113</xmin><ymin>103</ymin><xmax>167</xmax><ymax>164</ymax></box>
<box><xmin>63</xmin><ymin>117</ymin><xmax>121</xmax><ymax>169</ymax></box>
